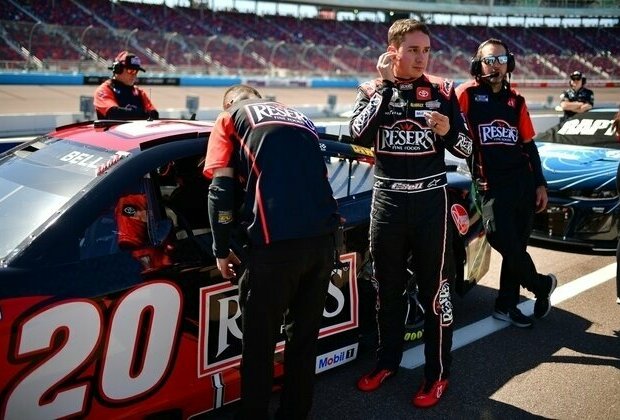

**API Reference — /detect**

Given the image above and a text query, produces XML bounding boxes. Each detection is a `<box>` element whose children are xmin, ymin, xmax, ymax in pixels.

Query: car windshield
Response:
<box><xmin>0</xmin><ymin>137</ymin><xmax>125</xmax><ymax>261</ymax></box>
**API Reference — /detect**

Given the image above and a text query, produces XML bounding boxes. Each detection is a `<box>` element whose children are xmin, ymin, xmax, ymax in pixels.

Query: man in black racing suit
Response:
<box><xmin>349</xmin><ymin>19</ymin><xmax>472</xmax><ymax>409</ymax></box>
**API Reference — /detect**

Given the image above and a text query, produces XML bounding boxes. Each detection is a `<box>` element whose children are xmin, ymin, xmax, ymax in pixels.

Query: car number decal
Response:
<box><xmin>2</xmin><ymin>281</ymin><xmax>182</xmax><ymax>419</ymax></box>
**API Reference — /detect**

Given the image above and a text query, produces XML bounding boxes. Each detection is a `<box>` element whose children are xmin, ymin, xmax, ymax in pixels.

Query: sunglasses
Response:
<box><xmin>126</xmin><ymin>68</ymin><xmax>139</xmax><ymax>75</ymax></box>
<box><xmin>480</xmin><ymin>55</ymin><xmax>508</xmax><ymax>66</ymax></box>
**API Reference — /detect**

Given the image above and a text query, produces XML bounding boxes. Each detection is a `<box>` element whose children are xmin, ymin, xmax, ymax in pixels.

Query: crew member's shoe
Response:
<box><xmin>493</xmin><ymin>307</ymin><xmax>534</xmax><ymax>328</ymax></box>
<box><xmin>412</xmin><ymin>379</ymin><xmax>449</xmax><ymax>408</ymax></box>
<box><xmin>357</xmin><ymin>367</ymin><xmax>396</xmax><ymax>392</ymax></box>
<box><xmin>534</xmin><ymin>273</ymin><xmax>557</xmax><ymax>319</ymax></box>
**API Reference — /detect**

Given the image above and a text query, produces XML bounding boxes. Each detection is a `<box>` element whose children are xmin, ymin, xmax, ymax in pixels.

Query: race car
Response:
<box><xmin>533</xmin><ymin>108</ymin><xmax>620</xmax><ymax>252</ymax></box>
<box><xmin>0</xmin><ymin>118</ymin><xmax>489</xmax><ymax>418</ymax></box>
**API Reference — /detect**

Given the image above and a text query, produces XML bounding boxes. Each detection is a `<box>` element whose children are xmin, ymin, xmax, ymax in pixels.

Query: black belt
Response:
<box><xmin>374</xmin><ymin>173</ymin><xmax>447</xmax><ymax>192</ymax></box>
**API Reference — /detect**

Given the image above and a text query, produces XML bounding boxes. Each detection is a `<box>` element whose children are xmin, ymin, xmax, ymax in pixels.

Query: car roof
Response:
<box><xmin>46</xmin><ymin>119</ymin><xmax>374</xmax><ymax>162</ymax></box>
<box><xmin>50</xmin><ymin>119</ymin><xmax>215</xmax><ymax>152</ymax></box>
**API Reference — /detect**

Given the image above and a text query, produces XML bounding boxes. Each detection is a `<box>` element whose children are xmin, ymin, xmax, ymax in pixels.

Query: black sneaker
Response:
<box><xmin>534</xmin><ymin>274</ymin><xmax>557</xmax><ymax>319</ymax></box>
<box><xmin>493</xmin><ymin>307</ymin><xmax>534</xmax><ymax>328</ymax></box>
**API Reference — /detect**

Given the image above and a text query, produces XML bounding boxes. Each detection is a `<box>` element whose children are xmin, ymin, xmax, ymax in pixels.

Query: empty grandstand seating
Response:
<box><xmin>0</xmin><ymin>0</ymin><xmax>618</xmax><ymax>80</ymax></box>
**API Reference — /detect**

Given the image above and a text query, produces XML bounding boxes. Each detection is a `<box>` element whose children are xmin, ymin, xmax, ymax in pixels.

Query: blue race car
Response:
<box><xmin>534</xmin><ymin>108</ymin><xmax>620</xmax><ymax>252</ymax></box>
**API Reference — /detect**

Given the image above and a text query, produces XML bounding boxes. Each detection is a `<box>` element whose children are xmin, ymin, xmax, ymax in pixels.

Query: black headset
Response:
<box><xmin>110</xmin><ymin>60</ymin><xmax>125</xmax><ymax>74</ymax></box>
<box><xmin>470</xmin><ymin>39</ymin><xmax>515</xmax><ymax>77</ymax></box>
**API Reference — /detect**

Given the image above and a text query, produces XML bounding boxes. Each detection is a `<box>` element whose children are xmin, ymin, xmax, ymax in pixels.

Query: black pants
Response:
<box><xmin>481</xmin><ymin>173</ymin><xmax>546</xmax><ymax>311</ymax></box>
<box><xmin>237</xmin><ymin>234</ymin><xmax>334</xmax><ymax>420</ymax></box>
<box><xmin>369</xmin><ymin>187</ymin><xmax>453</xmax><ymax>383</ymax></box>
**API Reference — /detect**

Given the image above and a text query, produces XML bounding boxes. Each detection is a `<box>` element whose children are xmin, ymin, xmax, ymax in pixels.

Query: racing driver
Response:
<box><xmin>349</xmin><ymin>19</ymin><xmax>472</xmax><ymax>409</ymax></box>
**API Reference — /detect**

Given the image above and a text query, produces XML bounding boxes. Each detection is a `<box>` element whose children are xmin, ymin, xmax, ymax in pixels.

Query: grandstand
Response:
<box><xmin>0</xmin><ymin>0</ymin><xmax>618</xmax><ymax>82</ymax></box>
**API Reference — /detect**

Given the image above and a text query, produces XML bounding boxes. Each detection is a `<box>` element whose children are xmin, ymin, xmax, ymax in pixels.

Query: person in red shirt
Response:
<box><xmin>94</xmin><ymin>51</ymin><xmax>158</xmax><ymax>120</ymax></box>
<box><xmin>456</xmin><ymin>39</ymin><xmax>557</xmax><ymax>328</ymax></box>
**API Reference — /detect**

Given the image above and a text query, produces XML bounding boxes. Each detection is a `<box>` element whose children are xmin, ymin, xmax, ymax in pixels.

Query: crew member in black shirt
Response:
<box><xmin>559</xmin><ymin>70</ymin><xmax>594</xmax><ymax>122</ymax></box>
<box><xmin>456</xmin><ymin>38</ymin><xmax>557</xmax><ymax>329</ymax></box>
<box><xmin>203</xmin><ymin>84</ymin><xmax>340</xmax><ymax>420</ymax></box>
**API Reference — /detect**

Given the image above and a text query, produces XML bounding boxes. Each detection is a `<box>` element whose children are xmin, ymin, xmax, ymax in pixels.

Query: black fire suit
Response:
<box><xmin>456</xmin><ymin>79</ymin><xmax>548</xmax><ymax>312</ymax></box>
<box><xmin>349</xmin><ymin>75</ymin><xmax>472</xmax><ymax>383</ymax></box>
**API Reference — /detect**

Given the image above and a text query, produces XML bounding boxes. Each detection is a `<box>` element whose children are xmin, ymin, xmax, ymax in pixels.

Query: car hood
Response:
<box><xmin>538</xmin><ymin>142</ymin><xmax>620</xmax><ymax>191</ymax></box>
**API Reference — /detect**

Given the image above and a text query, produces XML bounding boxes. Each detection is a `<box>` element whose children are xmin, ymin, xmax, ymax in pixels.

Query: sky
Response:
<box><xmin>120</xmin><ymin>0</ymin><xmax>618</xmax><ymax>27</ymax></box>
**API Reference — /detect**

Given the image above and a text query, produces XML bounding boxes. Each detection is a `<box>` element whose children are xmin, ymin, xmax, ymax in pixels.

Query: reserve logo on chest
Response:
<box><xmin>478</xmin><ymin>119</ymin><xmax>518</xmax><ymax>145</ymax></box>
<box><xmin>377</xmin><ymin>119</ymin><xmax>436</xmax><ymax>156</ymax></box>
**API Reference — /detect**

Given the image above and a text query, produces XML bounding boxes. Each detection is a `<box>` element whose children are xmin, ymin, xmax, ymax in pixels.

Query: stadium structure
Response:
<box><xmin>0</xmin><ymin>0</ymin><xmax>618</xmax><ymax>83</ymax></box>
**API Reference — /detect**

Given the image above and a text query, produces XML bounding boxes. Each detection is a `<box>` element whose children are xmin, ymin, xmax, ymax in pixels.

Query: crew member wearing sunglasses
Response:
<box><xmin>94</xmin><ymin>51</ymin><xmax>159</xmax><ymax>120</ymax></box>
<box><xmin>559</xmin><ymin>70</ymin><xmax>594</xmax><ymax>123</ymax></box>
<box><xmin>456</xmin><ymin>39</ymin><xmax>556</xmax><ymax>329</ymax></box>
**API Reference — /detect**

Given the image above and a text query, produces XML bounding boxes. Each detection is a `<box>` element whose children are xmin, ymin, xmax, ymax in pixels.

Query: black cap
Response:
<box><xmin>570</xmin><ymin>71</ymin><xmax>583</xmax><ymax>81</ymax></box>
<box><xmin>108</xmin><ymin>50</ymin><xmax>146</xmax><ymax>72</ymax></box>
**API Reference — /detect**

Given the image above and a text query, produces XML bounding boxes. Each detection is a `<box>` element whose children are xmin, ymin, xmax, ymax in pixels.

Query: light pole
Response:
<box><xmin>330</xmin><ymin>44</ymin><xmax>343</xmax><ymax>73</ymax></box>
<box><xmin>238</xmin><ymin>38</ymin><xmax>254</xmax><ymax>74</ymax></box>
<box><xmin>300</xmin><ymin>42</ymin><xmax>315</xmax><ymax>63</ymax></box>
<box><xmin>203</xmin><ymin>35</ymin><xmax>217</xmax><ymax>72</ymax></box>
<box><xmin>356</xmin><ymin>46</ymin><xmax>371</xmax><ymax>72</ymax></box>
<box><xmin>78</xmin><ymin>24</ymin><xmax>94</xmax><ymax>72</ymax></box>
<box><xmin>80</xmin><ymin>24</ymin><xmax>94</xmax><ymax>48</ymax></box>
<box><xmin>269</xmin><ymin>40</ymin><xmax>285</xmax><ymax>76</ymax></box>
<box><xmin>27</xmin><ymin>21</ymin><xmax>42</xmax><ymax>71</ymax></box>
<box><xmin>204</xmin><ymin>34</ymin><xmax>217</xmax><ymax>54</ymax></box>
<box><xmin>163</xmin><ymin>31</ymin><xmax>178</xmax><ymax>64</ymax></box>
<box><xmin>125</xmin><ymin>28</ymin><xmax>138</xmax><ymax>50</ymax></box>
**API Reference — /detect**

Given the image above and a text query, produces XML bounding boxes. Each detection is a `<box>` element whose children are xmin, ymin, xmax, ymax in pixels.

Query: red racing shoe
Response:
<box><xmin>412</xmin><ymin>379</ymin><xmax>449</xmax><ymax>408</ymax></box>
<box><xmin>356</xmin><ymin>368</ymin><xmax>396</xmax><ymax>392</ymax></box>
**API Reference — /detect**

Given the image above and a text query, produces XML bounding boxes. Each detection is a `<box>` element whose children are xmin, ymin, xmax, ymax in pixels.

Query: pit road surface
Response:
<box><xmin>205</xmin><ymin>243</ymin><xmax>619</xmax><ymax>420</ymax></box>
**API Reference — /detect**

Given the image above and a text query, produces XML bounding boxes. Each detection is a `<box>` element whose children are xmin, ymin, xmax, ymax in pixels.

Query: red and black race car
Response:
<box><xmin>0</xmin><ymin>118</ymin><xmax>489</xmax><ymax>418</ymax></box>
